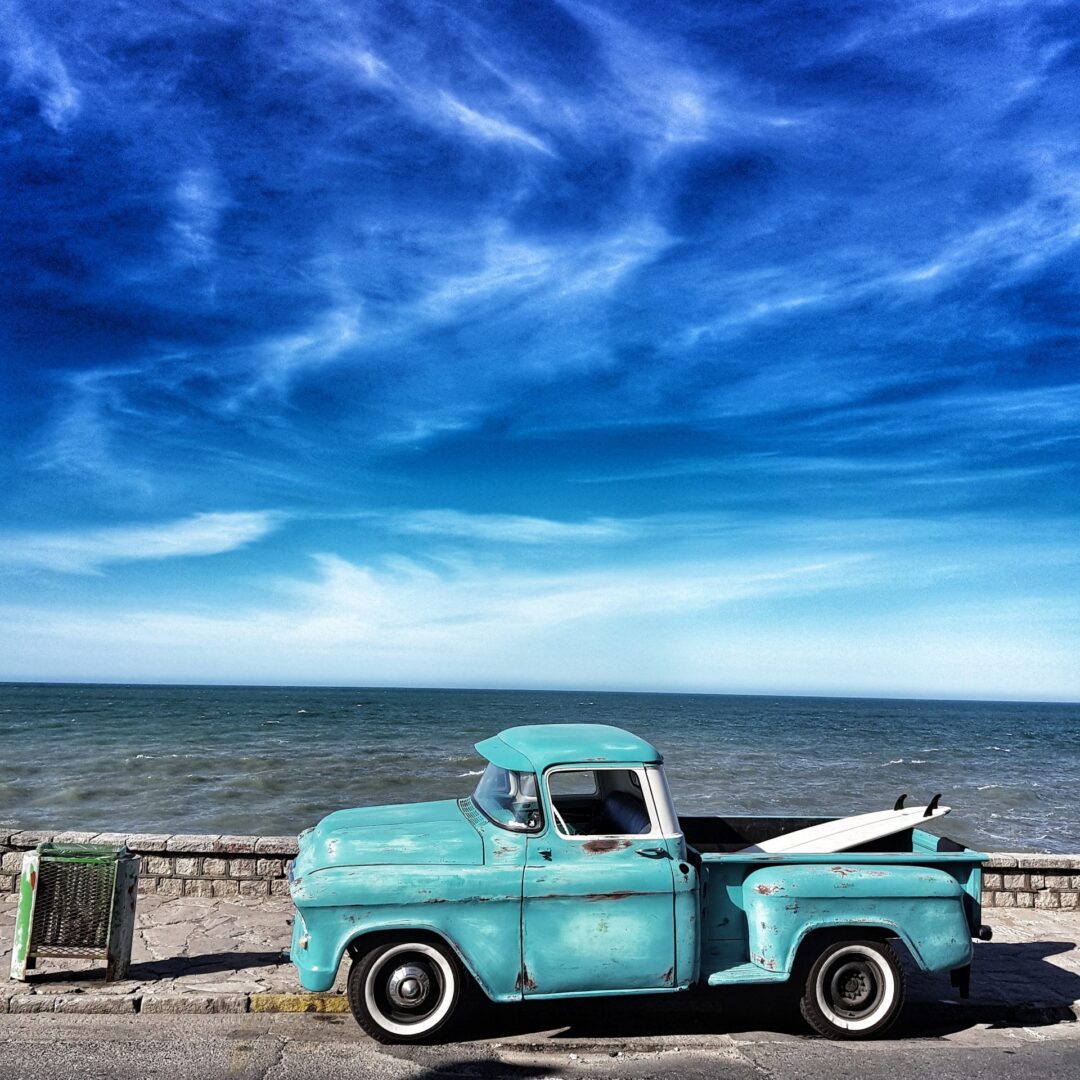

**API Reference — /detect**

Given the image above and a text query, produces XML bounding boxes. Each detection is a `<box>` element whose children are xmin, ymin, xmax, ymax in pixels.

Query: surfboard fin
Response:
<box><xmin>924</xmin><ymin>793</ymin><xmax>942</xmax><ymax>817</ymax></box>
<box><xmin>894</xmin><ymin>794</ymin><xmax>907</xmax><ymax>811</ymax></box>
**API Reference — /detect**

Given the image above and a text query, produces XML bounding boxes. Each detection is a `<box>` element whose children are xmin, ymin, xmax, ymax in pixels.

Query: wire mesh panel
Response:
<box><xmin>29</xmin><ymin>853</ymin><xmax>117</xmax><ymax>956</ymax></box>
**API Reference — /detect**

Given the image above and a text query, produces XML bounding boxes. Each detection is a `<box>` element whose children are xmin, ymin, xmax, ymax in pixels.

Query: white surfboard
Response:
<box><xmin>737</xmin><ymin>796</ymin><xmax>950</xmax><ymax>854</ymax></box>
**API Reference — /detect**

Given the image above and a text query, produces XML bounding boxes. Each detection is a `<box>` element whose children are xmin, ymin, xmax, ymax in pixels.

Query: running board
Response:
<box><xmin>708</xmin><ymin>963</ymin><xmax>790</xmax><ymax>987</ymax></box>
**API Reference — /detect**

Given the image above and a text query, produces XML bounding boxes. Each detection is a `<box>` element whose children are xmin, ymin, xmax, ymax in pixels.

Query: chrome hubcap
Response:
<box><xmin>387</xmin><ymin>963</ymin><xmax>431</xmax><ymax>1009</ymax></box>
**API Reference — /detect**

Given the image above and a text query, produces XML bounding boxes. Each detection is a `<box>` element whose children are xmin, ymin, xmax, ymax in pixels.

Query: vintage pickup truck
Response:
<box><xmin>288</xmin><ymin>724</ymin><xmax>989</xmax><ymax>1042</ymax></box>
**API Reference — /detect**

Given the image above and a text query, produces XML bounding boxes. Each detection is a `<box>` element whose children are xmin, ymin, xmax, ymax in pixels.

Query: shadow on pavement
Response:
<box><xmin>21</xmin><ymin>950</ymin><xmax>286</xmax><ymax>984</ymax></box>
<box><xmin>407</xmin><ymin>1066</ymin><xmax>558</xmax><ymax>1080</ymax></box>
<box><xmin>902</xmin><ymin>938</ymin><xmax>1080</xmax><ymax>1035</ymax></box>
<box><xmin>445</xmin><ymin>938</ymin><xmax>1079</xmax><ymax>1044</ymax></box>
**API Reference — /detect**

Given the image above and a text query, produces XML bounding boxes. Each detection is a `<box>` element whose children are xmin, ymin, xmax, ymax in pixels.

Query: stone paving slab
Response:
<box><xmin>1</xmin><ymin>892</ymin><xmax>1078</xmax><ymax>1027</ymax></box>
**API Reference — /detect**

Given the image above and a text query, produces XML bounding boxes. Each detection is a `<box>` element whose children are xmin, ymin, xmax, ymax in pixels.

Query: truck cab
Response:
<box><xmin>289</xmin><ymin>723</ymin><xmax>987</xmax><ymax>1042</ymax></box>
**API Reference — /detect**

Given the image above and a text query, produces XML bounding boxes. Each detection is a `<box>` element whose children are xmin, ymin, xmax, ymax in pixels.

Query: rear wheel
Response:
<box><xmin>347</xmin><ymin>939</ymin><xmax>461</xmax><ymax>1043</ymax></box>
<box><xmin>799</xmin><ymin>938</ymin><xmax>904</xmax><ymax>1039</ymax></box>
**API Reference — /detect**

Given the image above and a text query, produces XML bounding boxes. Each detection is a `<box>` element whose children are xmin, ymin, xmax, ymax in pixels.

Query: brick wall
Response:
<box><xmin>0</xmin><ymin>829</ymin><xmax>298</xmax><ymax>898</ymax></box>
<box><xmin>2</xmin><ymin>829</ymin><xmax>1077</xmax><ymax>908</ymax></box>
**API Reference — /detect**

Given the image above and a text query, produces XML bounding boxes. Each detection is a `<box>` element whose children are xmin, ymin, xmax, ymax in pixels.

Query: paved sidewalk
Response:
<box><xmin>1</xmin><ymin>892</ymin><xmax>1079</xmax><ymax>1031</ymax></box>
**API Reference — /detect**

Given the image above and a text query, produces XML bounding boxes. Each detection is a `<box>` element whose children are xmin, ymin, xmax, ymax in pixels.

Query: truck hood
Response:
<box><xmin>292</xmin><ymin>798</ymin><xmax>483</xmax><ymax>875</ymax></box>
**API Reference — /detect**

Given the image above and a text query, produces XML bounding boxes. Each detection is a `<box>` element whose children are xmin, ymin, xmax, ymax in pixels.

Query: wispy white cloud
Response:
<box><xmin>0</xmin><ymin>2</ymin><xmax>80</xmax><ymax>130</ymax></box>
<box><xmin>337</xmin><ymin>42</ymin><xmax>554</xmax><ymax>156</ymax></box>
<box><xmin>389</xmin><ymin>509</ymin><xmax>634</xmax><ymax>544</ymax></box>
<box><xmin>8</xmin><ymin>545</ymin><xmax>1077</xmax><ymax>699</ymax></box>
<box><xmin>436</xmin><ymin>91</ymin><xmax>556</xmax><ymax>156</ymax></box>
<box><xmin>418</xmin><ymin>220</ymin><xmax>670</xmax><ymax>319</ymax></box>
<box><xmin>0</xmin><ymin>512</ymin><xmax>278</xmax><ymax>574</ymax></box>
<box><xmin>172</xmin><ymin>167</ymin><xmax>230</xmax><ymax>265</ymax></box>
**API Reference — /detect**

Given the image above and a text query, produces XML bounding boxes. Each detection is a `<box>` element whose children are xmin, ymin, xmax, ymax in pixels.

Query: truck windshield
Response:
<box><xmin>472</xmin><ymin>764</ymin><xmax>541</xmax><ymax>832</ymax></box>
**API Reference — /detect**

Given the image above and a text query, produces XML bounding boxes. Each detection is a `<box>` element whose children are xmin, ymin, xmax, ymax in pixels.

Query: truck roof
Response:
<box><xmin>475</xmin><ymin>723</ymin><xmax>663</xmax><ymax>773</ymax></box>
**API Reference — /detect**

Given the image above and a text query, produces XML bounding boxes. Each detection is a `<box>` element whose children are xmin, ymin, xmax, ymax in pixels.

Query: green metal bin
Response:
<box><xmin>9</xmin><ymin>842</ymin><xmax>140</xmax><ymax>982</ymax></box>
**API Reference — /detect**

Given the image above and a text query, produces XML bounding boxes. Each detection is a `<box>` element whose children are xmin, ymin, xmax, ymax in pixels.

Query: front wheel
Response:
<box><xmin>799</xmin><ymin>938</ymin><xmax>905</xmax><ymax>1039</ymax></box>
<box><xmin>347</xmin><ymin>939</ymin><xmax>461</xmax><ymax>1043</ymax></box>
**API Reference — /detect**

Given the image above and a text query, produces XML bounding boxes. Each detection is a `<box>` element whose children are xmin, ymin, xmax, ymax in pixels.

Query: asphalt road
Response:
<box><xmin>1</xmin><ymin>1008</ymin><xmax>1079</xmax><ymax>1080</ymax></box>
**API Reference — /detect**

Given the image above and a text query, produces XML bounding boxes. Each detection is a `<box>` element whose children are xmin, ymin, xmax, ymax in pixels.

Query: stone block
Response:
<box><xmin>183</xmin><ymin>878</ymin><xmax>216</xmax><ymax>898</ymax></box>
<box><xmin>1</xmin><ymin>851</ymin><xmax>25</xmax><ymax>873</ymax></box>
<box><xmin>8</xmin><ymin>995</ymin><xmax>55</xmax><ymax>1013</ymax></box>
<box><xmin>0</xmin><ymin>874</ymin><xmax>16</xmax><ymax>893</ymax></box>
<box><xmin>270</xmin><ymin>878</ymin><xmax>291</xmax><ymax>896</ymax></box>
<box><xmin>1016</xmin><ymin>891</ymin><xmax>1034</xmax><ymax>908</ymax></box>
<box><xmin>239</xmin><ymin>879</ymin><xmax>269</xmax><ymax>897</ymax></box>
<box><xmin>985</xmin><ymin>854</ymin><xmax>1019</xmax><ymax>868</ymax></box>
<box><xmin>1030</xmin><ymin>873</ymin><xmax>1045</xmax><ymax>889</ymax></box>
<box><xmin>982</xmin><ymin>872</ymin><xmax>1002</xmax><ymax>890</ymax></box>
<box><xmin>1003</xmin><ymin>873</ymin><xmax>1028</xmax><ymax>891</ymax></box>
<box><xmin>1034</xmin><ymin>891</ymin><xmax>1060</xmax><ymax>910</ymax></box>
<box><xmin>125</xmin><ymin>833</ymin><xmax>171</xmax><ymax>852</ymax></box>
<box><xmin>995</xmin><ymin>891</ymin><xmax>1016</xmax><ymax>908</ymax></box>
<box><xmin>1015</xmin><ymin>854</ymin><xmax>1080</xmax><ymax>870</ymax></box>
<box><xmin>167</xmin><ymin>834</ymin><xmax>220</xmax><ymax>853</ymax></box>
<box><xmin>256</xmin><ymin>858</ymin><xmax>284</xmax><ymax>878</ymax></box>
<box><xmin>211</xmin><ymin>878</ymin><xmax>239</xmax><ymax>897</ymax></box>
<box><xmin>90</xmin><ymin>832</ymin><xmax>130</xmax><ymax>847</ymax></box>
<box><xmin>11</xmin><ymin>830</ymin><xmax>53</xmax><ymax>847</ymax></box>
<box><xmin>174</xmin><ymin>857</ymin><xmax>200</xmax><ymax>877</ymax></box>
<box><xmin>54</xmin><ymin>995</ymin><xmax>137</xmax><ymax>1014</ymax></box>
<box><xmin>142</xmin><ymin>994</ymin><xmax>212</xmax><ymax>1014</ymax></box>
<box><xmin>51</xmin><ymin>831</ymin><xmax>100</xmax><ymax>845</ymax></box>
<box><xmin>212</xmin><ymin>994</ymin><xmax>249</xmax><ymax>1014</ymax></box>
<box><xmin>228</xmin><ymin>858</ymin><xmax>257</xmax><ymax>878</ymax></box>
<box><xmin>214</xmin><ymin>836</ymin><xmax>258</xmax><ymax>854</ymax></box>
<box><xmin>137</xmin><ymin>878</ymin><xmax>157</xmax><ymax>895</ymax></box>
<box><xmin>1072</xmin><ymin>875</ymin><xmax>1080</xmax><ymax>890</ymax></box>
<box><xmin>156</xmin><ymin>878</ymin><xmax>184</xmax><ymax>898</ymax></box>
<box><xmin>1059</xmin><ymin>891</ymin><xmax>1079</xmax><ymax>909</ymax></box>
<box><xmin>144</xmin><ymin>856</ymin><xmax>172</xmax><ymax>876</ymax></box>
<box><xmin>202</xmin><ymin>857</ymin><xmax>229</xmax><ymax>877</ymax></box>
<box><xmin>254</xmin><ymin>836</ymin><xmax>299</xmax><ymax>856</ymax></box>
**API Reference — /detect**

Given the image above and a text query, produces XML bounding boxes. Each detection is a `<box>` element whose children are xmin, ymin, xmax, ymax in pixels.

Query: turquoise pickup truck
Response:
<box><xmin>288</xmin><ymin>724</ymin><xmax>989</xmax><ymax>1042</ymax></box>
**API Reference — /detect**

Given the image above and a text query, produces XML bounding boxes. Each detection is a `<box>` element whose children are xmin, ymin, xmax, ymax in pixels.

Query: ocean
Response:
<box><xmin>1</xmin><ymin>683</ymin><xmax>1078</xmax><ymax>853</ymax></box>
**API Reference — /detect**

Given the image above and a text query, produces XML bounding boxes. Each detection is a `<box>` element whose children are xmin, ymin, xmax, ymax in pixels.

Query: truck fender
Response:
<box><xmin>741</xmin><ymin>864</ymin><xmax>973</xmax><ymax>976</ymax></box>
<box><xmin>317</xmin><ymin>916</ymin><xmax>512</xmax><ymax>1001</ymax></box>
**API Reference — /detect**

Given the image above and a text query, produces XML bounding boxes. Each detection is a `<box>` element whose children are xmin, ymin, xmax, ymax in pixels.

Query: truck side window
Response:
<box><xmin>549</xmin><ymin>769</ymin><xmax>598</xmax><ymax>798</ymax></box>
<box><xmin>547</xmin><ymin>768</ymin><xmax>654</xmax><ymax>838</ymax></box>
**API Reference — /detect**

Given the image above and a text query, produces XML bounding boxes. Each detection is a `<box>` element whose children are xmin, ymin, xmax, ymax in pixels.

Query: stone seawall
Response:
<box><xmin>2</xmin><ymin>828</ymin><xmax>1078</xmax><ymax>909</ymax></box>
<box><xmin>0</xmin><ymin>829</ymin><xmax>298</xmax><ymax>898</ymax></box>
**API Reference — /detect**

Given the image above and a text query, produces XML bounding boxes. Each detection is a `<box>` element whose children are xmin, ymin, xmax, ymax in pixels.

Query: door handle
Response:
<box><xmin>636</xmin><ymin>846</ymin><xmax>670</xmax><ymax>859</ymax></box>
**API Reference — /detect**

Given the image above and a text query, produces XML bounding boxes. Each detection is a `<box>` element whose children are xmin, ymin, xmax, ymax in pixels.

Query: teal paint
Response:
<box><xmin>477</xmin><ymin>724</ymin><xmax>662</xmax><ymax>773</ymax></box>
<box><xmin>738</xmin><ymin>863</ymin><xmax>974</xmax><ymax>978</ymax></box>
<box><xmin>521</xmin><ymin>831</ymin><xmax>676</xmax><ymax>994</ymax></box>
<box><xmin>289</xmin><ymin>724</ymin><xmax>987</xmax><ymax>1013</ymax></box>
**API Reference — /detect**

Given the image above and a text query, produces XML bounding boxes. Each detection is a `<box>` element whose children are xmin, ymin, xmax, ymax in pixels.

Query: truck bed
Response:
<box><xmin>680</xmin><ymin>814</ymin><xmax>968</xmax><ymax>855</ymax></box>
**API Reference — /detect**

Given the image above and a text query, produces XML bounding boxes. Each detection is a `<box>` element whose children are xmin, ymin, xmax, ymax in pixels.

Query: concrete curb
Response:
<box><xmin>1</xmin><ymin>991</ymin><xmax>347</xmax><ymax>1016</ymax></box>
<box><xmin>2</xmin><ymin>991</ymin><xmax>1076</xmax><ymax>1027</ymax></box>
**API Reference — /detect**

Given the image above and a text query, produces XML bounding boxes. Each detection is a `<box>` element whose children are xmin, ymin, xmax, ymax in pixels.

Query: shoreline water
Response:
<box><xmin>2</xmin><ymin>683</ymin><xmax>1078</xmax><ymax>853</ymax></box>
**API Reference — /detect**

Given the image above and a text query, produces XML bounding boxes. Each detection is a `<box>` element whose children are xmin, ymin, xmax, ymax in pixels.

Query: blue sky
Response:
<box><xmin>1</xmin><ymin>0</ymin><xmax>1078</xmax><ymax>698</ymax></box>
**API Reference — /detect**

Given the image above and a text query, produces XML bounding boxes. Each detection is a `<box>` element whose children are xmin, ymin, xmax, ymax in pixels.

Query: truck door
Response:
<box><xmin>522</xmin><ymin>766</ymin><xmax>678</xmax><ymax>995</ymax></box>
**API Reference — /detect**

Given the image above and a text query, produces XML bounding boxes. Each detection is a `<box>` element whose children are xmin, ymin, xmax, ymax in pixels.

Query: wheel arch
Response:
<box><xmin>344</xmin><ymin>926</ymin><xmax>492</xmax><ymax>1000</ymax></box>
<box><xmin>791</xmin><ymin>924</ymin><xmax>901</xmax><ymax>975</ymax></box>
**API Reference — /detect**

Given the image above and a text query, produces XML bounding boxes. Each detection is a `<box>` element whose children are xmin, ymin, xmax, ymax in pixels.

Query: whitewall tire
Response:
<box><xmin>799</xmin><ymin>938</ymin><xmax>905</xmax><ymax>1039</ymax></box>
<box><xmin>347</xmin><ymin>940</ymin><xmax>461</xmax><ymax>1043</ymax></box>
